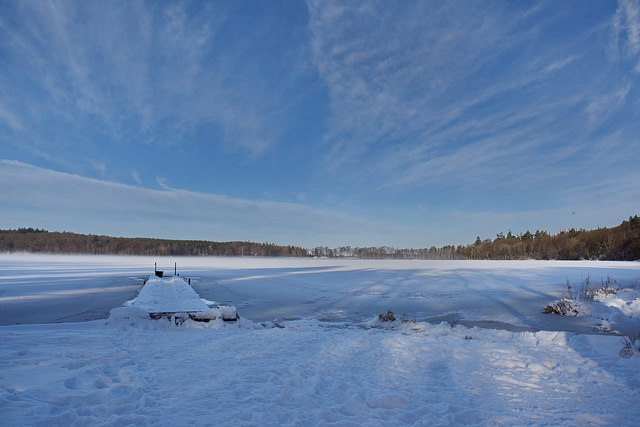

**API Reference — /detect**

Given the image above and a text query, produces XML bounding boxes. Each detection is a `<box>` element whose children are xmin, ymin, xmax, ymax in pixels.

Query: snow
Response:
<box><xmin>128</xmin><ymin>276</ymin><xmax>238</xmax><ymax>321</ymax></box>
<box><xmin>597</xmin><ymin>289</ymin><xmax>640</xmax><ymax>318</ymax></box>
<box><xmin>2</xmin><ymin>317</ymin><xmax>640</xmax><ymax>425</ymax></box>
<box><xmin>551</xmin><ymin>287</ymin><xmax>640</xmax><ymax>336</ymax></box>
<box><xmin>133</xmin><ymin>276</ymin><xmax>209</xmax><ymax>313</ymax></box>
<box><xmin>1</xmin><ymin>254</ymin><xmax>640</xmax><ymax>425</ymax></box>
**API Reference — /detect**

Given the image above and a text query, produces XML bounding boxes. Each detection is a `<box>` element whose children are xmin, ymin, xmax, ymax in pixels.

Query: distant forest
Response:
<box><xmin>1</xmin><ymin>215</ymin><xmax>639</xmax><ymax>260</ymax></box>
<box><xmin>317</xmin><ymin>216</ymin><xmax>640</xmax><ymax>261</ymax></box>
<box><xmin>0</xmin><ymin>229</ymin><xmax>307</xmax><ymax>257</ymax></box>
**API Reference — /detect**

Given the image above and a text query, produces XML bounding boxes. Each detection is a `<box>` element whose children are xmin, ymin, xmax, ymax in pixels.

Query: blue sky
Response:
<box><xmin>1</xmin><ymin>0</ymin><xmax>639</xmax><ymax>248</ymax></box>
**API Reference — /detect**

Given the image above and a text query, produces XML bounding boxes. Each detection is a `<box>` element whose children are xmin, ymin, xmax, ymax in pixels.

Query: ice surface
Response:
<box><xmin>0</xmin><ymin>254</ymin><xmax>147</xmax><ymax>325</ymax></box>
<box><xmin>2</xmin><ymin>254</ymin><xmax>640</xmax><ymax>332</ymax></box>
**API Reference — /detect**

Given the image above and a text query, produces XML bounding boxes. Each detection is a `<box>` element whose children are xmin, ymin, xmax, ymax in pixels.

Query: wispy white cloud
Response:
<box><xmin>155</xmin><ymin>176</ymin><xmax>172</xmax><ymax>191</ymax></box>
<box><xmin>585</xmin><ymin>83</ymin><xmax>631</xmax><ymax>128</ymax></box>
<box><xmin>620</xmin><ymin>0</ymin><xmax>640</xmax><ymax>53</ymax></box>
<box><xmin>307</xmin><ymin>1</ymin><xmax>522</xmax><ymax>160</ymax></box>
<box><xmin>613</xmin><ymin>0</ymin><xmax>640</xmax><ymax>70</ymax></box>
<box><xmin>306</xmin><ymin>0</ymin><xmax>638</xmax><ymax>202</ymax></box>
<box><xmin>542</xmin><ymin>55</ymin><xmax>579</xmax><ymax>74</ymax></box>
<box><xmin>0</xmin><ymin>160</ymin><xmax>425</xmax><ymax>247</ymax></box>
<box><xmin>92</xmin><ymin>161</ymin><xmax>107</xmax><ymax>177</ymax></box>
<box><xmin>0</xmin><ymin>1</ymin><xmax>286</xmax><ymax>157</ymax></box>
<box><xmin>0</xmin><ymin>101</ymin><xmax>23</xmax><ymax>132</ymax></box>
<box><xmin>132</xmin><ymin>171</ymin><xmax>142</xmax><ymax>185</ymax></box>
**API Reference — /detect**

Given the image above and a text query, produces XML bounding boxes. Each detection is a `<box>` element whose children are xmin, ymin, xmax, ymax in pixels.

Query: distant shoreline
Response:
<box><xmin>2</xmin><ymin>215</ymin><xmax>639</xmax><ymax>260</ymax></box>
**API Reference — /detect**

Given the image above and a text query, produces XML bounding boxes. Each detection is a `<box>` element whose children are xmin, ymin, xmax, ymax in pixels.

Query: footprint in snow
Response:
<box><xmin>64</xmin><ymin>377</ymin><xmax>82</xmax><ymax>390</ymax></box>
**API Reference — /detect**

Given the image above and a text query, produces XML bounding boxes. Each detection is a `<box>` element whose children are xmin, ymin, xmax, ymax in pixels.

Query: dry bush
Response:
<box><xmin>377</xmin><ymin>310</ymin><xmax>416</xmax><ymax>324</ymax></box>
<box><xmin>560</xmin><ymin>275</ymin><xmax>618</xmax><ymax>303</ymax></box>
<box><xmin>378</xmin><ymin>309</ymin><xmax>396</xmax><ymax>322</ymax></box>
<box><xmin>619</xmin><ymin>335</ymin><xmax>638</xmax><ymax>358</ymax></box>
<box><xmin>543</xmin><ymin>299</ymin><xmax>579</xmax><ymax>316</ymax></box>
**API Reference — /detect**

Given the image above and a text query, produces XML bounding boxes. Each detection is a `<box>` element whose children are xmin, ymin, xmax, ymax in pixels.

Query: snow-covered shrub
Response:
<box><xmin>545</xmin><ymin>276</ymin><xmax>621</xmax><ymax>316</ymax></box>
<box><xmin>546</xmin><ymin>276</ymin><xmax>640</xmax><ymax>337</ymax></box>
<box><xmin>543</xmin><ymin>280</ymin><xmax>584</xmax><ymax>315</ymax></box>
<box><xmin>543</xmin><ymin>299</ymin><xmax>580</xmax><ymax>316</ymax></box>
<box><xmin>589</xmin><ymin>276</ymin><xmax>619</xmax><ymax>300</ymax></box>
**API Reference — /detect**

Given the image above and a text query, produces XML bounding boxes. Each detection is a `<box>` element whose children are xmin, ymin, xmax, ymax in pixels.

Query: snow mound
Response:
<box><xmin>107</xmin><ymin>306</ymin><xmax>149</xmax><ymax>325</ymax></box>
<box><xmin>192</xmin><ymin>306</ymin><xmax>238</xmax><ymax>321</ymax></box>
<box><xmin>546</xmin><ymin>286</ymin><xmax>640</xmax><ymax>335</ymax></box>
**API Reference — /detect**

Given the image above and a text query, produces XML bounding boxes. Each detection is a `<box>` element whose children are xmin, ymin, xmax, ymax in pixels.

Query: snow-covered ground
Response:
<box><xmin>1</xmin><ymin>254</ymin><xmax>640</xmax><ymax>425</ymax></box>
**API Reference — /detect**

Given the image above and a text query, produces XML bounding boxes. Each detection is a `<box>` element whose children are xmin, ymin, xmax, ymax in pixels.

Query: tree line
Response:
<box><xmin>1</xmin><ymin>215</ymin><xmax>639</xmax><ymax>260</ymax></box>
<box><xmin>468</xmin><ymin>215</ymin><xmax>640</xmax><ymax>261</ymax></box>
<box><xmin>0</xmin><ymin>229</ymin><xmax>307</xmax><ymax>257</ymax></box>
<box><xmin>309</xmin><ymin>216</ymin><xmax>640</xmax><ymax>261</ymax></box>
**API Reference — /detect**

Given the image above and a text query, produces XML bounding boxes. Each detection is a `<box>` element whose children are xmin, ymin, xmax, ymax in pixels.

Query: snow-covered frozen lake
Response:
<box><xmin>2</xmin><ymin>254</ymin><xmax>640</xmax><ymax>333</ymax></box>
<box><xmin>2</xmin><ymin>254</ymin><xmax>640</xmax><ymax>425</ymax></box>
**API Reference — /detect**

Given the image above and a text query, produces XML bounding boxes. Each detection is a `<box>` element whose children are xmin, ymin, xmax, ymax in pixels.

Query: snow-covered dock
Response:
<box><xmin>135</xmin><ymin>276</ymin><xmax>209</xmax><ymax>313</ymax></box>
<box><xmin>133</xmin><ymin>276</ymin><xmax>237</xmax><ymax>322</ymax></box>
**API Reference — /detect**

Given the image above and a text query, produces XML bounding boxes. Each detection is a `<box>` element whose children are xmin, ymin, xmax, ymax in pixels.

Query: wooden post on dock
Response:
<box><xmin>154</xmin><ymin>262</ymin><xmax>163</xmax><ymax>278</ymax></box>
